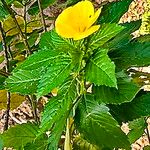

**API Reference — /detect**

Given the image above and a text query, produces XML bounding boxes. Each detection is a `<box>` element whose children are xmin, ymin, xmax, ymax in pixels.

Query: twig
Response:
<box><xmin>0</xmin><ymin>70</ymin><xmax>10</xmax><ymax>77</ymax></box>
<box><xmin>145</xmin><ymin>117</ymin><xmax>150</xmax><ymax>144</ymax></box>
<box><xmin>37</xmin><ymin>0</ymin><xmax>47</xmax><ymax>32</ymax></box>
<box><xmin>0</xmin><ymin>22</ymin><xmax>11</xmax><ymax>131</ymax></box>
<box><xmin>1</xmin><ymin>0</ymin><xmax>31</xmax><ymax>54</ymax></box>
<box><xmin>26</xmin><ymin>95</ymin><xmax>39</xmax><ymax>124</ymax></box>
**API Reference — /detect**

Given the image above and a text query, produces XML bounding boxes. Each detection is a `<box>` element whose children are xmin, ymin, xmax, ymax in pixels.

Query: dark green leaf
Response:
<box><xmin>37</xmin><ymin>53</ymin><xmax>72</xmax><ymax>97</ymax></box>
<box><xmin>75</xmin><ymin>95</ymin><xmax>130</xmax><ymax>149</ymax></box>
<box><xmin>98</xmin><ymin>0</ymin><xmax>133</xmax><ymax>23</ymax></box>
<box><xmin>104</xmin><ymin>20</ymin><xmax>141</xmax><ymax>49</ymax></box>
<box><xmin>0</xmin><ymin>75</ymin><xmax>6</xmax><ymax>90</ymax></box>
<box><xmin>88</xmin><ymin>24</ymin><xmax>124</xmax><ymax>50</ymax></box>
<box><xmin>128</xmin><ymin>117</ymin><xmax>146</xmax><ymax>143</ymax></box>
<box><xmin>93</xmin><ymin>75</ymin><xmax>140</xmax><ymax>104</ymax></box>
<box><xmin>109</xmin><ymin>41</ymin><xmax>150</xmax><ymax>70</ymax></box>
<box><xmin>28</xmin><ymin>0</ymin><xmax>56</xmax><ymax>15</ymax></box>
<box><xmin>0</xmin><ymin>123</ymin><xmax>38</xmax><ymax>149</ymax></box>
<box><xmin>0</xmin><ymin>5</ymin><xmax>8</xmax><ymax>20</ymax></box>
<box><xmin>109</xmin><ymin>92</ymin><xmax>150</xmax><ymax>123</ymax></box>
<box><xmin>86</xmin><ymin>49</ymin><xmax>117</xmax><ymax>88</ymax></box>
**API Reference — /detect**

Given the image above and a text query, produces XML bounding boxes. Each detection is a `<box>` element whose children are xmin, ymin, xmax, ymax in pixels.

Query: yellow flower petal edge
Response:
<box><xmin>55</xmin><ymin>0</ymin><xmax>101</xmax><ymax>40</ymax></box>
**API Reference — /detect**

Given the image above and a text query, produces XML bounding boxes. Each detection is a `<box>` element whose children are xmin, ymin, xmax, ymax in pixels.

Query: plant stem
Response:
<box><xmin>1</xmin><ymin>0</ymin><xmax>31</xmax><ymax>54</ymax></box>
<box><xmin>26</xmin><ymin>95</ymin><xmax>39</xmax><ymax>124</ymax></box>
<box><xmin>37</xmin><ymin>0</ymin><xmax>47</xmax><ymax>32</ymax></box>
<box><xmin>0</xmin><ymin>22</ymin><xmax>11</xmax><ymax>131</ymax></box>
<box><xmin>0</xmin><ymin>70</ymin><xmax>10</xmax><ymax>77</ymax></box>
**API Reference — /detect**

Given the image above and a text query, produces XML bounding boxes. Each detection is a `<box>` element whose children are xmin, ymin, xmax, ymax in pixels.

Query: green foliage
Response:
<box><xmin>93</xmin><ymin>74</ymin><xmax>140</xmax><ymax>104</ymax></box>
<box><xmin>98</xmin><ymin>0</ymin><xmax>133</xmax><ymax>23</ymax></box>
<box><xmin>88</xmin><ymin>24</ymin><xmax>124</xmax><ymax>50</ymax></box>
<box><xmin>75</xmin><ymin>95</ymin><xmax>130</xmax><ymax>149</ymax></box>
<box><xmin>28</xmin><ymin>0</ymin><xmax>56</xmax><ymax>15</ymax></box>
<box><xmin>40</xmin><ymin>77</ymin><xmax>77</xmax><ymax>149</ymax></box>
<box><xmin>109</xmin><ymin>92</ymin><xmax>150</xmax><ymax>122</ymax></box>
<box><xmin>128</xmin><ymin>117</ymin><xmax>146</xmax><ymax>143</ymax></box>
<box><xmin>0</xmin><ymin>123</ymin><xmax>38</xmax><ymax>149</ymax></box>
<box><xmin>0</xmin><ymin>0</ymin><xmax>150</xmax><ymax>149</ymax></box>
<box><xmin>37</xmin><ymin>53</ymin><xmax>72</xmax><ymax>97</ymax></box>
<box><xmin>109</xmin><ymin>40</ymin><xmax>150</xmax><ymax>70</ymax></box>
<box><xmin>86</xmin><ymin>49</ymin><xmax>117</xmax><ymax>88</ymax></box>
<box><xmin>104</xmin><ymin>20</ymin><xmax>141</xmax><ymax>49</ymax></box>
<box><xmin>73</xmin><ymin>136</ymin><xmax>100</xmax><ymax>150</ymax></box>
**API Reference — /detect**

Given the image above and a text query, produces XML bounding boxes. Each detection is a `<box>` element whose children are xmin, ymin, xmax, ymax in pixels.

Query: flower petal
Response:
<box><xmin>55</xmin><ymin>7</ymin><xmax>77</xmax><ymax>38</ymax></box>
<box><xmin>87</xmin><ymin>8</ymin><xmax>101</xmax><ymax>29</ymax></box>
<box><xmin>73</xmin><ymin>25</ymin><xmax>100</xmax><ymax>40</ymax></box>
<box><xmin>72</xmin><ymin>0</ymin><xmax>94</xmax><ymax>30</ymax></box>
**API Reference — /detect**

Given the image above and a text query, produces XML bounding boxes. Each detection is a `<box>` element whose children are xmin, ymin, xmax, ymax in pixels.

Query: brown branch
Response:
<box><xmin>37</xmin><ymin>0</ymin><xmax>47</xmax><ymax>32</ymax></box>
<box><xmin>0</xmin><ymin>70</ymin><xmax>10</xmax><ymax>77</ymax></box>
<box><xmin>0</xmin><ymin>22</ymin><xmax>11</xmax><ymax>131</ymax></box>
<box><xmin>1</xmin><ymin>0</ymin><xmax>31</xmax><ymax>54</ymax></box>
<box><xmin>26</xmin><ymin>95</ymin><xmax>39</xmax><ymax>124</ymax></box>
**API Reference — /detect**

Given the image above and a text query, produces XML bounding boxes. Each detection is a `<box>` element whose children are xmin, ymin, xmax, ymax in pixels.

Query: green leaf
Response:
<box><xmin>0</xmin><ymin>75</ymin><xmax>6</xmax><ymax>90</ymax></box>
<box><xmin>6</xmin><ymin>68</ymin><xmax>43</xmax><ymax>94</ymax></box>
<box><xmin>98</xmin><ymin>0</ymin><xmax>133</xmax><ymax>23</ymax></box>
<box><xmin>0</xmin><ymin>5</ymin><xmax>8</xmax><ymax>20</ymax></box>
<box><xmin>28</xmin><ymin>0</ymin><xmax>56</xmax><ymax>15</ymax></box>
<box><xmin>109</xmin><ymin>40</ymin><xmax>150</xmax><ymax>70</ymax></box>
<box><xmin>75</xmin><ymin>95</ymin><xmax>130</xmax><ymax>149</ymax></box>
<box><xmin>104</xmin><ymin>20</ymin><xmax>141</xmax><ymax>49</ymax></box>
<box><xmin>86</xmin><ymin>49</ymin><xmax>117</xmax><ymax>88</ymax></box>
<box><xmin>40</xmin><ymin>77</ymin><xmax>77</xmax><ymax>149</ymax></box>
<box><xmin>0</xmin><ymin>123</ymin><xmax>38</xmax><ymax>149</ymax></box>
<box><xmin>37</xmin><ymin>53</ymin><xmax>72</xmax><ymax>97</ymax></box>
<box><xmin>93</xmin><ymin>75</ymin><xmax>140</xmax><ymax>104</ymax></box>
<box><xmin>40</xmin><ymin>77</ymin><xmax>77</xmax><ymax>131</ymax></box>
<box><xmin>16</xmin><ymin>49</ymin><xmax>58</xmax><ymax>70</ymax></box>
<box><xmin>73</xmin><ymin>136</ymin><xmax>100</xmax><ymax>150</ymax></box>
<box><xmin>88</xmin><ymin>24</ymin><xmax>124</xmax><ymax>50</ymax></box>
<box><xmin>128</xmin><ymin>117</ymin><xmax>146</xmax><ymax>143</ymax></box>
<box><xmin>24</xmin><ymin>134</ymin><xmax>48</xmax><ymax>150</ymax></box>
<box><xmin>109</xmin><ymin>92</ymin><xmax>150</xmax><ymax>122</ymax></box>
<box><xmin>144</xmin><ymin>146</ymin><xmax>150</xmax><ymax>150</ymax></box>
<box><xmin>40</xmin><ymin>30</ymin><xmax>80</xmax><ymax>52</ymax></box>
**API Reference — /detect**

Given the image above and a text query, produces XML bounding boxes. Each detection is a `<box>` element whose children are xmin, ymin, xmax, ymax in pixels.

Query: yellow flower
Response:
<box><xmin>55</xmin><ymin>0</ymin><xmax>101</xmax><ymax>40</ymax></box>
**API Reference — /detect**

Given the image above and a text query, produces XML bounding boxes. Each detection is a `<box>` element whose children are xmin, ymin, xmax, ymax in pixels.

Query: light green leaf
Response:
<box><xmin>86</xmin><ymin>49</ymin><xmax>117</xmax><ymax>88</ymax></box>
<box><xmin>0</xmin><ymin>123</ymin><xmax>38</xmax><ymax>149</ymax></box>
<box><xmin>98</xmin><ymin>0</ymin><xmax>133</xmax><ymax>23</ymax></box>
<box><xmin>40</xmin><ymin>30</ymin><xmax>81</xmax><ymax>52</ymax></box>
<box><xmin>6</xmin><ymin>68</ymin><xmax>43</xmax><ymax>94</ymax></box>
<box><xmin>93</xmin><ymin>76</ymin><xmax>140</xmax><ymax>104</ymax></box>
<box><xmin>128</xmin><ymin>117</ymin><xmax>146</xmax><ymax>143</ymax></box>
<box><xmin>40</xmin><ymin>77</ymin><xmax>77</xmax><ymax>149</ymax></box>
<box><xmin>37</xmin><ymin>53</ymin><xmax>72</xmax><ymax>97</ymax></box>
<box><xmin>88</xmin><ymin>24</ymin><xmax>124</xmax><ymax>50</ymax></box>
<box><xmin>75</xmin><ymin>95</ymin><xmax>130</xmax><ymax>149</ymax></box>
<box><xmin>16</xmin><ymin>49</ymin><xmax>58</xmax><ymax>70</ymax></box>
